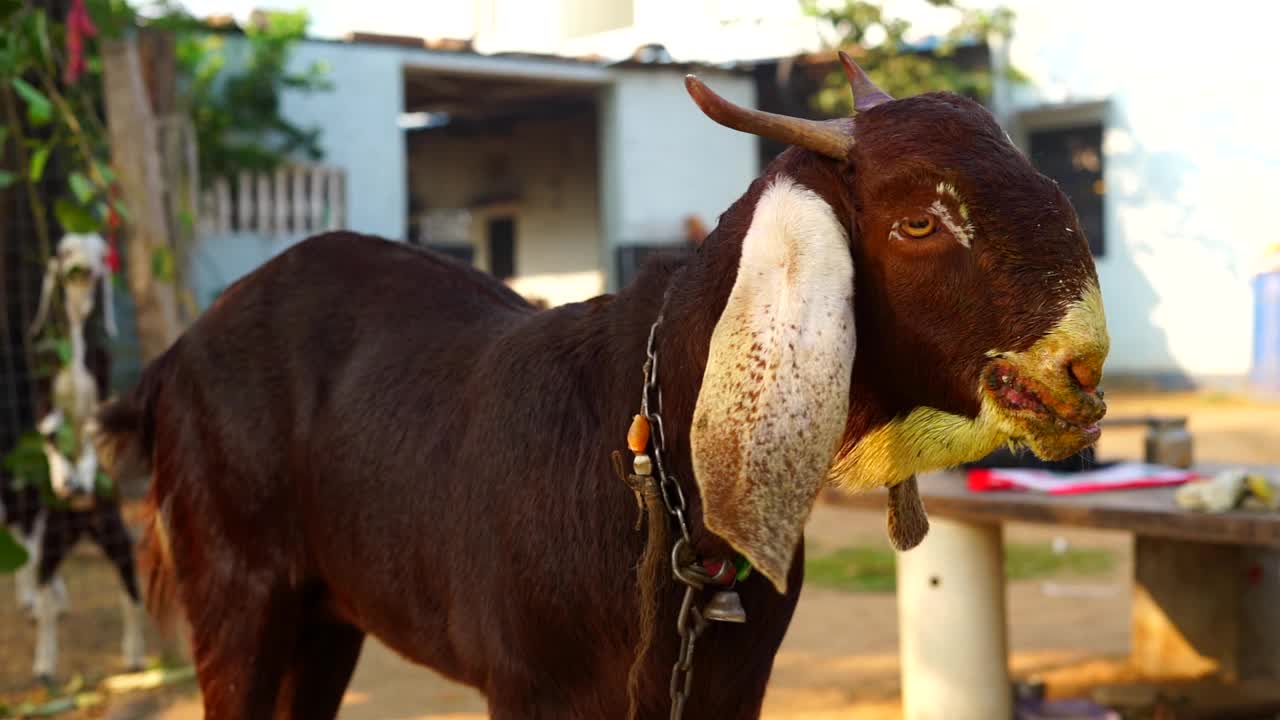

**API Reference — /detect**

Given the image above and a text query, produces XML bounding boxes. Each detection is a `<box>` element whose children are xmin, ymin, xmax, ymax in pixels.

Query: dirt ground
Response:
<box><xmin>2</xmin><ymin>390</ymin><xmax>1278</xmax><ymax>719</ymax></box>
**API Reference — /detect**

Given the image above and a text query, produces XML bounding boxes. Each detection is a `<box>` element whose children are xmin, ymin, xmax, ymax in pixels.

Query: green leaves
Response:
<box><xmin>183</xmin><ymin>8</ymin><xmax>330</xmax><ymax>186</ymax></box>
<box><xmin>95</xmin><ymin>470</ymin><xmax>114</xmax><ymax>497</ymax></box>
<box><xmin>69</xmin><ymin>171</ymin><xmax>96</xmax><ymax>203</ymax></box>
<box><xmin>800</xmin><ymin>0</ymin><xmax>1024</xmax><ymax>116</ymax></box>
<box><xmin>93</xmin><ymin>158</ymin><xmax>116</xmax><ymax>185</ymax></box>
<box><xmin>83</xmin><ymin>0</ymin><xmax>139</xmax><ymax>39</ymax></box>
<box><xmin>0</xmin><ymin>0</ymin><xmax>22</xmax><ymax>24</ymax></box>
<box><xmin>55</xmin><ymin>197</ymin><xmax>102</xmax><ymax>233</ymax></box>
<box><xmin>0</xmin><ymin>526</ymin><xmax>30</xmax><ymax>573</ymax></box>
<box><xmin>151</xmin><ymin>246</ymin><xmax>175</xmax><ymax>282</ymax></box>
<box><xmin>11</xmin><ymin>77</ymin><xmax>52</xmax><ymax>125</ymax></box>
<box><xmin>110</xmin><ymin>195</ymin><xmax>130</xmax><ymax>222</ymax></box>
<box><xmin>27</xmin><ymin>7</ymin><xmax>51</xmax><ymax>66</ymax></box>
<box><xmin>0</xmin><ymin>128</ymin><xmax>11</xmax><ymax>188</ymax></box>
<box><xmin>28</xmin><ymin>143</ymin><xmax>50</xmax><ymax>181</ymax></box>
<box><xmin>3</xmin><ymin>432</ymin><xmax>51</xmax><ymax>502</ymax></box>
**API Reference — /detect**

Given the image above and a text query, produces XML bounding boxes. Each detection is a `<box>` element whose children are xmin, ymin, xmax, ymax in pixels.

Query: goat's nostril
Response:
<box><xmin>1068</xmin><ymin>359</ymin><xmax>1101</xmax><ymax>395</ymax></box>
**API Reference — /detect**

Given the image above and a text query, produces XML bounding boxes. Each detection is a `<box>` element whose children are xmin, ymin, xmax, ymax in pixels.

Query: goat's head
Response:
<box><xmin>684</xmin><ymin>55</ymin><xmax>1109</xmax><ymax>592</ymax></box>
<box><xmin>30</xmin><ymin>232</ymin><xmax>118</xmax><ymax>340</ymax></box>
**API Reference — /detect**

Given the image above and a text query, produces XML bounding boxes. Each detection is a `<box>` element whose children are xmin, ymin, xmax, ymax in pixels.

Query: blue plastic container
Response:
<box><xmin>1251</xmin><ymin>270</ymin><xmax>1280</xmax><ymax>394</ymax></box>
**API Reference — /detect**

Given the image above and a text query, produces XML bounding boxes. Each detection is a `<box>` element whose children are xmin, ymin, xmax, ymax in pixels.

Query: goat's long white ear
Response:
<box><xmin>29</xmin><ymin>258</ymin><xmax>58</xmax><ymax>338</ymax></box>
<box><xmin>100</xmin><ymin>271</ymin><xmax>118</xmax><ymax>337</ymax></box>
<box><xmin>690</xmin><ymin>176</ymin><xmax>855</xmax><ymax>594</ymax></box>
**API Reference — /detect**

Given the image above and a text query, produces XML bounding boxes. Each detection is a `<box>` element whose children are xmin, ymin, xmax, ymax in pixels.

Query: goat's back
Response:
<box><xmin>113</xmin><ymin>232</ymin><xmax>549</xmax><ymax>647</ymax></box>
<box><xmin>160</xmin><ymin>233</ymin><xmax>529</xmax><ymax>478</ymax></box>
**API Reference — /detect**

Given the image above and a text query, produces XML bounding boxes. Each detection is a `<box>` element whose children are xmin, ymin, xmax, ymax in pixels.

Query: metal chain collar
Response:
<box><xmin>637</xmin><ymin>281</ymin><xmax>719</xmax><ymax>720</ymax></box>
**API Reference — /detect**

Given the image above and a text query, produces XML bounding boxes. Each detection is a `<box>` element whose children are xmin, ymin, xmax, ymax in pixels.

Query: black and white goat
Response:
<box><xmin>1</xmin><ymin>232</ymin><xmax>144</xmax><ymax>681</ymax></box>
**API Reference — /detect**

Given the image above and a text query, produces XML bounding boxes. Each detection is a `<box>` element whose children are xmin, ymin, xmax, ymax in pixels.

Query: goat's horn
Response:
<box><xmin>685</xmin><ymin>75</ymin><xmax>854</xmax><ymax>161</ymax></box>
<box><xmin>838</xmin><ymin>51</ymin><xmax>893</xmax><ymax>112</ymax></box>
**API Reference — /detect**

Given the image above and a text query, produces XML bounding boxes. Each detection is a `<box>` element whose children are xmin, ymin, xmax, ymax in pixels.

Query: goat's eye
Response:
<box><xmin>902</xmin><ymin>215</ymin><xmax>937</xmax><ymax>238</ymax></box>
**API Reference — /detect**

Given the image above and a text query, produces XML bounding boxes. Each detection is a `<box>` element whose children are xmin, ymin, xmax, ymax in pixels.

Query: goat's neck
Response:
<box><xmin>601</xmin><ymin>265</ymin><xmax>726</xmax><ymax>556</ymax></box>
<box><xmin>602</xmin><ymin>152</ymin><xmax>883</xmax><ymax>556</ymax></box>
<box><xmin>68</xmin><ymin>321</ymin><xmax>87</xmax><ymax>375</ymax></box>
<box><xmin>51</xmin><ymin>288</ymin><xmax>97</xmax><ymax>434</ymax></box>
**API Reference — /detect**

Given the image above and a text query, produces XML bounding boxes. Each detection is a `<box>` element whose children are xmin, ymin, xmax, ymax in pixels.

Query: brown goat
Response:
<box><xmin>97</xmin><ymin>56</ymin><xmax>1108</xmax><ymax>719</ymax></box>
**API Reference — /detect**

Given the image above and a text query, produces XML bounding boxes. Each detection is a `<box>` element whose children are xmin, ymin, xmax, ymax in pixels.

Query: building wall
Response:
<box><xmin>407</xmin><ymin>110</ymin><xmax>604</xmax><ymax>307</ymax></box>
<box><xmin>188</xmin><ymin>232</ymin><xmax>312</xmax><ymax>309</ymax></box>
<box><xmin>281</xmin><ymin>40</ymin><xmax>408</xmax><ymax>240</ymax></box>
<box><xmin>184</xmin><ymin>38</ymin><xmax>412</xmax><ymax>311</ymax></box>
<box><xmin>600</xmin><ymin>67</ymin><xmax>758</xmax><ymax>289</ymax></box>
<box><xmin>992</xmin><ymin>0</ymin><xmax>1280</xmax><ymax>382</ymax></box>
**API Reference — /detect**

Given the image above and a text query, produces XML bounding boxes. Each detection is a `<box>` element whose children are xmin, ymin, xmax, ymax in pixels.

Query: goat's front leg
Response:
<box><xmin>15</xmin><ymin>516</ymin><xmax>69</xmax><ymax>618</ymax></box>
<box><xmin>13</xmin><ymin>567</ymin><xmax>34</xmax><ymax>611</ymax></box>
<box><xmin>89</xmin><ymin>502</ymin><xmax>147</xmax><ymax>671</ymax></box>
<box><xmin>41</xmin><ymin>444</ymin><xmax>76</xmax><ymax>499</ymax></box>
<box><xmin>32</xmin><ymin>583</ymin><xmax>60</xmax><ymax>681</ymax></box>
<box><xmin>13</xmin><ymin>517</ymin><xmax>39</xmax><ymax>607</ymax></box>
<box><xmin>13</xmin><ymin>552</ymin><xmax>66</xmax><ymax>620</ymax></box>
<box><xmin>120</xmin><ymin>590</ymin><xmax>145</xmax><ymax>671</ymax></box>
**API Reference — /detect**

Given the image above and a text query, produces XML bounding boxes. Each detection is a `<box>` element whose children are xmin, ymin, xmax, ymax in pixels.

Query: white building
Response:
<box><xmin>985</xmin><ymin>0</ymin><xmax>1280</xmax><ymax>387</ymax></box>
<box><xmin>190</xmin><ymin>34</ymin><xmax>756</xmax><ymax>310</ymax></box>
<box><xmin>190</xmin><ymin>0</ymin><xmax>1280</xmax><ymax>387</ymax></box>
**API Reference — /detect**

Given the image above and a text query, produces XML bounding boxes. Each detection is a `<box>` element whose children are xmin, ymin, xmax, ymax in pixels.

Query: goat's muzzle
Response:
<box><xmin>981</xmin><ymin>285</ymin><xmax>1110</xmax><ymax>461</ymax></box>
<box><xmin>983</xmin><ymin>357</ymin><xmax>1106</xmax><ymax>461</ymax></box>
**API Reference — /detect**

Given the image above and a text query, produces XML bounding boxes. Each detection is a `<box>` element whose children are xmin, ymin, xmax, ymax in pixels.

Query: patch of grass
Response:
<box><xmin>1004</xmin><ymin>543</ymin><xmax>1115</xmax><ymax>579</ymax></box>
<box><xmin>805</xmin><ymin>542</ymin><xmax>1116</xmax><ymax>593</ymax></box>
<box><xmin>805</xmin><ymin>546</ymin><xmax>899</xmax><ymax>593</ymax></box>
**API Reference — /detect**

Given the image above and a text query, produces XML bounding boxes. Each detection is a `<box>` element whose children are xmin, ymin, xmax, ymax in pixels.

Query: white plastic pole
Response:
<box><xmin>897</xmin><ymin>516</ymin><xmax>1011</xmax><ymax>720</ymax></box>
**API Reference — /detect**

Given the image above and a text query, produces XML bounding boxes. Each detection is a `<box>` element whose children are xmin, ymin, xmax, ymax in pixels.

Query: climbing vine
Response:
<box><xmin>178</xmin><ymin>9</ymin><xmax>332</xmax><ymax>185</ymax></box>
<box><xmin>0</xmin><ymin>2</ymin><xmax>330</xmax><ymax>245</ymax></box>
<box><xmin>0</xmin><ymin>0</ymin><xmax>126</xmax><ymax>258</ymax></box>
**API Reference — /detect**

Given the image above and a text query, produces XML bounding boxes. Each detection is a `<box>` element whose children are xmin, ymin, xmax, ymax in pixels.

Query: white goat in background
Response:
<box><xmin>5</xmin><ymin>232</ymin><xmax>144</xmax><ymax>680</ymax></box>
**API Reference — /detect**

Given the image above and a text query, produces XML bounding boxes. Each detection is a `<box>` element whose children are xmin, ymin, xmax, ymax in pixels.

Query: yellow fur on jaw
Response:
<box><xmin>828</xmin><ymin>283</ymin><xmax>1109</xmax><ymax>492</ymax></box>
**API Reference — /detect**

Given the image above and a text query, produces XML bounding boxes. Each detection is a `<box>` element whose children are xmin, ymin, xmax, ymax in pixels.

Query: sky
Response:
<box><xmin>171</xmin><ymin>0</ymin><xmax>478</xmax><ymax>39</ymax></box>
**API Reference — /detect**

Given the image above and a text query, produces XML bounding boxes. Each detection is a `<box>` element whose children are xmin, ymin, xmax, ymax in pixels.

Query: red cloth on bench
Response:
<box><xmin>967</xmin><ymin>462</ymin><xmax>1198</xmax><ymax>495</ymax></box>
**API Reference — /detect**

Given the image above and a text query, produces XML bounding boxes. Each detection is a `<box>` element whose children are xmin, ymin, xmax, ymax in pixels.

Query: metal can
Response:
<box><xmin>1145</xmin><ymin>418</ymin><xmax>1193</xmax><ymax>468</ymax></box>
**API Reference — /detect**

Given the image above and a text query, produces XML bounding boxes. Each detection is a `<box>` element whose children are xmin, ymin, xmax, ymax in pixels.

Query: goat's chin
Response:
<box><xmin>1011</xmin><ymin>423</ymin><xmax>1101</xmax><ymax>462</ymax></box>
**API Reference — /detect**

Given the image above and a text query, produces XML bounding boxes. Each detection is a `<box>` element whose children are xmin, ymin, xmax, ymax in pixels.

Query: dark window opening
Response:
<box><xmin>1028</xmin><ymin>124</ymin><xmax>1106</xmax><ymax>257</ymax></box>
<box><xmin>487</xmin><ymin>217</ymin><xmax>515</xmax><ymax>281</ymax></box>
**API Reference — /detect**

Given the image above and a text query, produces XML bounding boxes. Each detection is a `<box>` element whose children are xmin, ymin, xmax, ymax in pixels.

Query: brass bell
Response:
<box><xmin>703</xmin><ymin>590</ymin><xmax>747</xmax><ymax>623</ymax></box>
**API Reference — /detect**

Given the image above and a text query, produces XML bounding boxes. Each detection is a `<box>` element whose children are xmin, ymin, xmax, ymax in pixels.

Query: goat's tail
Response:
<box><xmin>95</xmin><ymin>346</ymin><xmax>183</xmax><ymax>636</ymax></box>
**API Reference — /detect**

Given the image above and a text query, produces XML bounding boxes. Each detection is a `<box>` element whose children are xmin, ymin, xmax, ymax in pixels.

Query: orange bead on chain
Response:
<box><xmin>627</xmin><ymin>414</ymin><xmax>650</xmax><ymax>454</ymax></box>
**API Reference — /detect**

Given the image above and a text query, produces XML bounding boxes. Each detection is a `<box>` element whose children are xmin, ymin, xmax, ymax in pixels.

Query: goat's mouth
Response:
<box><xmin>982</xmin><ymin>359</ymin><xmax>1105</xmax><ymax>461</ymax></box>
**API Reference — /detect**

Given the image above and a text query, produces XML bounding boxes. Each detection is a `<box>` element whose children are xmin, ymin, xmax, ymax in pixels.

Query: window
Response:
<box><xmin>1028</xmin><ymin>124</ymin><xmax>1106</xmax><ymax>257</ymax></box>
<box><xmin>487</xmin><ymin>217</ymin><xmax>516</xmax><ymax>281</ymax></box>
